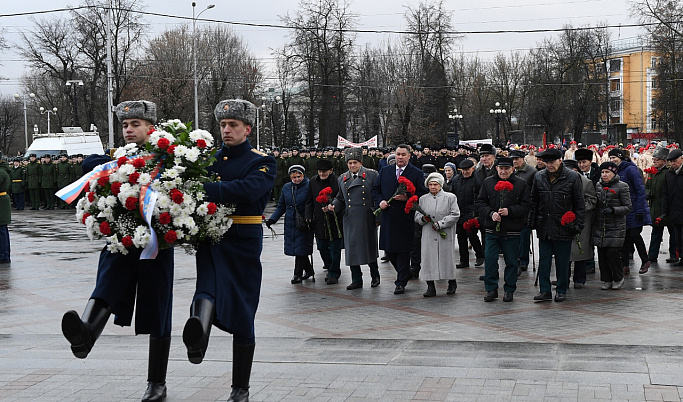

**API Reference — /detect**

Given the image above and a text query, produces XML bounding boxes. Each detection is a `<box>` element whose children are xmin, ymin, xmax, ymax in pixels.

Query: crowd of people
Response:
<box><xmin>266</xmin><ymin>139</ymin><xmax>683</xmax><ymax>303</ymax></box>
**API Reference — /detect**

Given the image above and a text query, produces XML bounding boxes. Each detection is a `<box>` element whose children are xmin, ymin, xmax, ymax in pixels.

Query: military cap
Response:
<box><xmin>115</xmin><ymin>100</ymin><xmax>157</xmax><ymax>124</ymax></box>
<box><xmin>29</xmin><ymin>153</ymin><xmax>37</xmax><ymax>158</ymax></box>
<box><xmin>214</xmin><ymin>99</ymin><xmax>256</xmax><ymax>126</ymax></box>
<box><xmin>459</xmin><ymin>159</ymin><xmax>475</xmax><ymax>169</ymax></box>
<box><xmin>666</xmin><ymin>149</ymin><xmax>683</xmax><ymax>161</ymax></box>
<box><xmin>509</xmin><ymin>149</ymin><xmax>526</xmax><ymax>159</ymax></box>
<box><xmin>652</xmin><ymin>147</ymin><xmax>670</xmax><ymax>160</ymax></box>
<box><xmin>344</xmin><ymin>147</ymin><xmax>363</xmax><ymax>163</ymax></box>
<box><xmin>574</xmin><ymin>148</ymin><xmax>593</xmax><ymax>161</ymax></box>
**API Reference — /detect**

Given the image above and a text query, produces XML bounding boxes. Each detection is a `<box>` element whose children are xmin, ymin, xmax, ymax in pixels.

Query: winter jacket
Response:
<box><xmin>592</xmin><ymin>175</ymin><xmax>631</xmax><ymax>248</ymax></box>
<box><xmin>662</xmin><ymin>165</ymin><xmax>683</xmax><ymax>225</ymax></box>
<box><xmin>645</xmin><ymin>165</ymin><xmax>668</xmax><ymax>226</ymax></box>
<box><xmin>451</xmin><ymin>173</ymin><xmax>480</xmax><ymax>224</ymax></box>
<box><xmin>269</xmin><ymin>178</ymin><xmax>314</xmax><ymax>256</ymax></box>
<box><xmin>529</xmin><ymin>166</ymin><xmax>586</xmax><ymax>241</ymax></box>
<box><xmin>514</xmin><ymin>163</ymin><xmax>536</xmax><ymax>186</ymax></box>
<box><xmin>305</xmin><ymin>173</ymin><xmax>343</xmax><ymax>241</ymax></box>
<box><xmin>476</xmin><ymin>175</ymin><xmax>531</xmax><ymax>235</ymax></box>
<box><xmin>617</xmin><ymin>159</ymin><xmax>652</xmax><ymax>228</ymax></box>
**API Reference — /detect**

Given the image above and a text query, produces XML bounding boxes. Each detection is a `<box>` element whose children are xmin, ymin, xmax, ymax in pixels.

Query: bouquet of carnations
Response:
<box><xmin>373</xmin><ymin>176</ymin><xmax>416</xmax><ymax>216</ymax></box>
<box><xmin>561</xmin><ymin>210</ymin><xmax>582</xmax><ymax>254</ymax></box>
<box><xmin>315</xmin><ymin>186</ymin><xmax>342</xmax><ymax>239</ymax></box>
<box><xmin>463</xmin><ymin>218</ymin><xmax>480</xmax><ymax>234</ymax></box>
<box><xmin>60</xmin><ymin>120</ymin><xmax>235</xmax><ymax>257</ymax></box>
<box><xmin>405</xmin><ymin>195</ymin><xmax>447</xmax><ymax>239</ymax></box>
<box><xmin>493</xmin><ymin>180</ymin><xmax>514</xmax><ymax>231</ymax></box>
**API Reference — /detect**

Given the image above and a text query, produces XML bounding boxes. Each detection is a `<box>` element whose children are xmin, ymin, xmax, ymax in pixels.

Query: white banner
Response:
<box><xmin>336</xmin><ymin>135</ymin><xmax>378</xmax><ymax>148</ymax></box>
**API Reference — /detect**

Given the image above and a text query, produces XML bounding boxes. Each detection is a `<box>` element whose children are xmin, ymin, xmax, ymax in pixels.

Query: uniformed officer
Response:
<box><xmin>55</xmin><ymin>153</ymin><xmax>72</xmax><ymax>209</ymax></box>
<box><xmin>11</xmin><ymin>158</ymin><xmax>26</xmax><ymax>210</ymax></box>
<box><xmin>182</xmin><ymin>99</ymin><xmax>276</xmax><ymax>402</ymax></box>
<box><xmin>39</xmin><ymin>155</ymin><xmax>56</xmax><ymax>209</ymax></box>
<box><xmin>26</xmin><ymin>154</ymin><xmax>41</xmax><ymax>210</ymax></box>
<box><xmin>61</xmin><ymin>100</ymin><xmax>174</xmax><ymax>402</ymax></box>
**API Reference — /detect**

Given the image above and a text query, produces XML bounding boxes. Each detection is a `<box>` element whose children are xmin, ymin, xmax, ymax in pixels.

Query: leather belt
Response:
<box><xmin>228</xmin><ymin>215</ymin><xmax>263</xmax><ymax>224</ymax></box>
<box><xmin>0</xmin><ymin>192</ymin><xmax>7</xmax><ymax>196</ymax></box>
<box><xmin>12</xmin><ymin>180</ymin><xmax>22</xmax><ymax>182</ymax></box>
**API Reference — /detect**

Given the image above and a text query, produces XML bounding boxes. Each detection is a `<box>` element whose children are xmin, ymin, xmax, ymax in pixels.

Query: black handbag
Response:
<box><xmin>292</xmin><ymin>186</ymin><xmax>311</xmax><ymax>231</ymax></box>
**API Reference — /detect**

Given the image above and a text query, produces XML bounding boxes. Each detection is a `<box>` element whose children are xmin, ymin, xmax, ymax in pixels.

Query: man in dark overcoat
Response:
<box><xmin>662</xmin><ymin>149</ymin><xmax>683</xmax><ymax>266</ymax></box>
<box><xmin>646</xmin><ymin>147</ymin><xmax>676</xmax><ymax>264</ymax></box>
<box><xmin>329</xmin><ymin>147</ymin><xmax>380</xmax><ymax>289</ymax></box>
<box><xmin>182</xmin><ymin>99</ymin><xmax>276</xmax><ymax>402</ymax></box>
<box><xmin>26</xmin><ymin>154</ymin><xmax>41</xmax><ymax>209</ymax></box>
<box><xmin>10</xmin><ymin>158</ymin><xmax>26</xmax><ymax>210</ymax></box>
<box><xmin>372</xmin><ymin>144</ymin><xmax>428</xmax><ymax>294</ymax></box>
<box><xmin>61</xmin><ymin>100</ymin><xmax>175</xmax><ymax>401</ymax></box>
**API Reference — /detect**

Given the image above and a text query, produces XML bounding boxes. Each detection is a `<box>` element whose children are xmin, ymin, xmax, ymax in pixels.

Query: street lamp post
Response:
<box><xmin>65</xmin><ymin>80</ymin><xmax>84</xmax><ymax>127</ymax></box>
<box><xmin>39</xmin><ymin>107</ymin><xmax>58</xmax><ymax>134</ymax></box>
<box><xmin>448</xmin><ymin>108</ymin><xmax>463</xmax><ymax>148</ymax></box>
<box><xmin>489</xmin><ymin>102</ymin><xmax>506</xmax><ymax>147</ymax></box>
<box><xmin>13</xmin><ymin>92</ymin><xmax>35</xmax><ymax>151</ymax></box>
<box><xmin>260</xmin><ymin>94</ymin><xmax>281</xmax><ymax>149</ymax></box>
<box><xmin>192</xmin><ymin>2</ymin><xmax>215</xmax><ymax>129</ymax></box>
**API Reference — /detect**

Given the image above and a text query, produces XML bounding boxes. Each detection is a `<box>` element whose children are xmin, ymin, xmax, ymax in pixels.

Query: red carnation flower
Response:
<box><xmin>321</xmin><ymin>187</ymin><xmax>333</xmax><ymax>195</ymax></box>
<box><xmin>99</xmin><ymin>221</ymin><xmax>111</xmax><ymax>235</ymax></box>
<box><xmin>158</xmin><ymin>212</ymin><xmax>171</xmax><ymax>225</ymax></box>
<box><xmin>494</xmin><ymin>181</ymin><xmax>515</xmax><ymax>192</ymax></box>
<box><xmin>398</xmin><ymin>176</ymin><xmax>416</xmax><ymax>195</ymax></box>
<box><xmin>404</xmin><ymin>195</ymin><xmax>419</xmax><ymax>214</ymax></box>
<box><xmin>655</xmin><ymin>217</ymin><xmax>662</xmax><ymax>225</ymax></box>
<box><xmin>560</xmin><ymin>211</ymin><xmax>576</xmax><ymax>226</ymax></box>
<box><xmin>97</xmin><ymin>176</ymin><xmax>109</xmax><ymax>186</ymax></box>
<box><xmin>81</xmin><ymin>212</ymin><xmax>90</xmax><ymax>224</ymax></box>
<box><xmin>196</xmin><ymin>139</ymin><xmax>207</xmax><ymax>148</ymax></box>
<box><xmin>147</xmin><ymin>127</ymin><xmax>155</xmax><ymax>135</ymax></box>
<box><xmin>167</xmin><ymin>145</ymin><xmax>177</xmax><ymax>154</ymax></box>
<box><xmin>128</xmin><ymin>172</ymin><xmax>140</xmax><ymax>184</ymax></box>
<box><xmin>207</xmin><ymin>202</ymin><xmax>217</xmax><ymax>215</ymax></box>
<box><xmin>125</xmin><ymin>196</ymin><xmax>139</xmax><ymax>210</ymax></box>
<box><xmin>170</xmin><ymin>189</ymin><xmax>184</xmax><ymax>204</ymax></box>
<box><xmin>121</xmin><ymin>236</ymin><xmax>133</xmax><ymax>247</ymax></box>
<box><xmin>157</xmin><ymin>138</ymin><xmax>170</xmax><ymax>150</ymax></box>
<box><xmin>132</xmin><ymin>158</ymin><xmax>145</xmax><ymax>169</ymax></box>
<box><xmin>87</xmin><ymin>192</ymin><xmax>95</xmax><ymax>202</ymax></box>
<box><xmin>117</xmin><ymin>156</ymin><xmax>127</xmax><ymax>167</ymax></box>
<box><xmin>111</xmin><ymin>182</ymin><xmax>122</xmax><ymax>195</ymax></box>
<box><xmin>164</xmin><ymin>230</ymin><xmax>178</xmax><ymax>244</ymax></box>
<box><xmin>316</xmin><ymin>194</ymin><xmax>328</xmax><ymax>204</ymax></box>
<box><xmin>603</xmin><ymin>187</ymin><xmax>610</xmax><ymax>191</ymax></box>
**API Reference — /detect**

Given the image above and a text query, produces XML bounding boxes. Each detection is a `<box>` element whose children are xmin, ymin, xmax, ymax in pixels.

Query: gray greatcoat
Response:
<box><xmin>571</xmin><ymin>174</ymin><xmax>597</xmax><ymax>261</ymax></box>
<box><xmin>413</xmin><ymin>189</ymin><xmax>460</xmax><ymax>281</ymax></box>
<box><xmin>333</xmin><ymin>166</ymin><xmax>379</xmax><ymax>266</ymax></box>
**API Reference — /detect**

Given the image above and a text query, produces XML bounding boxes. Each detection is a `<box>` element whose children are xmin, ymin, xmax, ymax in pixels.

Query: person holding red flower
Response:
<box><xmin>372</xmin><ymin>144</ymin><xmax>428</xmax><ymax>295</ymax></box>
<box><xmin>476</xmin><ymin>157</ymin><xmax>531</xmax><ymax>302</ymax></box>
<box><xmin>529</xmin><ymin>148</ymin><xmax>585</xmax><ymax>302</ymax></box>
<box><xmin>61</xmin><ymin>100</ymin><xmax>176</xmax><ymax>401</ymax></box>
<box><xmin>646</xmin><ymin>147</ymin><xmax>677</xmax><ymax>265</ymax></box>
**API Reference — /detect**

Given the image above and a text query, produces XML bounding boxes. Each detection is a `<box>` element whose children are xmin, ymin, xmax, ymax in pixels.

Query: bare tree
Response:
<box><xmin>0</xmin><ymin>96</ymin><xmax>23</xmax><ymax>155</ymax></box>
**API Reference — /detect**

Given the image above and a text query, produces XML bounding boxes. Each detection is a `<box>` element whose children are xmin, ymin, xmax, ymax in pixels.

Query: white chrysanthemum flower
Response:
<box><xmin>150</xmin><ymin>180</ymin><xmax>163</xmax><ymax>192</ymax></box>
<box><xmin>169</xmin><ymin>204</ymin><xmax>184</xmax><ymax>216</ymax></box>
<box><xmin>162</xmin><ymin>169</ymin><xmax>179</xmax><ymax>180</ymax></box>
<box><xmin>105</xmin><ymin>195</ymin><xmax>118</xmax><ymax>208</ymax></box>
<box><xmin>133</xmin><ymin>226</ymin><xmax>151</xmax><ymax>248</ymax></box>
<box><xmin>97</xmin><ymin>197</ymin><xmax>108</xmax><ymax>210</ymax></box>
<box><xmin>196</xmin><ymin>203</ymin><xmax>209</xmax><ymax>216</ymax></box>
<box><xmin>118</xmin><ymin>164</ymin><xmax>135</xmax><ymax>176</ymax></box>
<box><xmin>184</xmin><ymin>148</ymin><xmax>200</xmax><ymax>162</ymax></box>
<box><xmin>137</xmin><ymin>172</ymin><xmax>152</xmax><ymax>185</ymax></box>
<box><xmin>173</xmin><ymin>145</ymin><xmax>188</xmax><ymax>157</ymax></box>
<box><xmin>162</xmin><ymin>180</ymin><xmax>177</xmax><ymax>191</ymax></box>
<box><xmin>157</xmin><ymin>194</ymin><xmax>172</xmax><ymax>209</ymax></box>
<box><xmin>173</xmin><ymin>165</ymin><xmax>186</xmax><ymax>174</ymax></box>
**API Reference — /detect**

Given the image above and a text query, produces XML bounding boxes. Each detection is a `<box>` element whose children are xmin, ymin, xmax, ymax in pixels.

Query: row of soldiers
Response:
<box><xmin>9</xmin><ymin>153</ymin><xmax>84</xmax><ymax>210</ymax></box>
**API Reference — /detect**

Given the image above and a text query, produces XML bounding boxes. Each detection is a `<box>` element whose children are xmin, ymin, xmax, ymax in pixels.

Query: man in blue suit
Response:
<box><xmin>373</xmin><ymin>144</ymin><xmax>428</xmax><ymax>294</ymax></box>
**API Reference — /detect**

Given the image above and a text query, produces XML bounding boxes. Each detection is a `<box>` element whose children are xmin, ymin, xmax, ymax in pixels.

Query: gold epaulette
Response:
<box><xmin>251</xmin><ymin>148</ymin><xmax>267</xmax><ymax>156</ymax></box>
<box><xmin>107</xmin><ymin>148</ymin><xmax>118</xmax><ymax>158</ymax></box>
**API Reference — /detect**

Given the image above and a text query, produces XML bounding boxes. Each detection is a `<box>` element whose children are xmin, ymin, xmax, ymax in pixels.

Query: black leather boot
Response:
<box><xmin>61</xmin><ymin>298</ymin><xmax>111</xmax><ymax>359</ymax></box>
<box><xmin>142</xmin><ymin>336</ymin><xmax>171</xmax><ymax>401</ymax></box>
<box><xmin>423</xmin><ymin>281</ymin><xmax>436</xmax><ymax>297</ymax></box>
<box><xmin>227</xmin><ymin>342</ymin><xmax>255</xmax><ymax>402</ymax></box>
<box><xmin>182</xmin><ymin>298</ymin><xmax>214</xmax><ymax>364</ymax></box>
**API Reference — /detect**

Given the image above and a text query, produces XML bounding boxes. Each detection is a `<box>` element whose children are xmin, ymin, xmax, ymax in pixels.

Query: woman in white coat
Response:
<box><xmin>414</xmin><ymin>172</ymin><xmax>460</xmax><ymax>297</ymax></box>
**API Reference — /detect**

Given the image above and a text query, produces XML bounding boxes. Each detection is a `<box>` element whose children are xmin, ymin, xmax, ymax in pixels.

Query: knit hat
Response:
<box><xmin>599</xmin><ymin>161</ymin><xmax>618</xmax><ymax>174</ymax></box>
<box><xmin>444</xmin><ymin>162</ymin><xmax>457</xmax><ymax>172</ymax></box>
<box><xmin>424</xmin><ymin>172</ymin><xmax>444</xmax><ymax>187</ymax></box>
<box><xmin>214</xmin><ymin>99</ymin><xmax>257</xmax><ymax>126</ymax></box>
<box><xmin>288</xmin><ymin>164</ymin><xmax>305</xmax><ymax>176</ymax></box>
<box><xmin>115</xmin><ymin>100</ymin><xmax>157</xmax><ymax>124</ymax></box>
<box><xmin>344</xmin><ymin>147</ymin><xmax>362</xmax><ymax>163</ymax></box>
<box><xmin>608</xmin><ymin>148</ymin><xmax>626</xmax><ymax>160</ymax></box>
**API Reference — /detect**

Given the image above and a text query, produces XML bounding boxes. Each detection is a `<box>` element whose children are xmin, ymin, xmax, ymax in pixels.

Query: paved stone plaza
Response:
<box><xmin>1</xmin><ymin>206</ymin><xmax>683</xmax><ymax>401</ymax></box>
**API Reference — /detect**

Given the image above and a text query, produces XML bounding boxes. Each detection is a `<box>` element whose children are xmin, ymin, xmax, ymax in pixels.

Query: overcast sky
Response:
<box><xmin>0</xmin><ymin>0</ymin><xmax>643</xmax><ymax>96</ymax></box>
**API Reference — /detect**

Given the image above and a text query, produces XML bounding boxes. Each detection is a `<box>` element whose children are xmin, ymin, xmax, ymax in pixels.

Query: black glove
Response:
<box><xmin>636</xmin><ymin>213</ymin><xmax>644</xmax><ymax>223</ymax></box>
<box><xmin>602</xmin><ymin>207</ymin><xmax>614</xmax><ymax>215</ymax></box>
<box><xmin>265</xmin><ymin>219</ymin><xmax>275</xmax><ymax>228</ymax></box>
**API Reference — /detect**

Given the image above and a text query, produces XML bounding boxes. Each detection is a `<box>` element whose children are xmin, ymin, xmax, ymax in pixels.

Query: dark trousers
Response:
<box><xmin>456</xmin><ymin>224</ymin><xmax>484</xmax><ymax>262</ymax></box>
<box><xmin>518</xmin><ymin>226</ymin><xmax>532</xmax><ymax>267</ymax></box>
<box><xmin>672</xmin><ymin>224</ymin><xmax>683</xmax><ymax>260</ymax></box>
<box><xmin>29</xmin><ymin>188</ymin><xmax>41</xmax><ymax>208</ymax></box>
<box><xmin>42</xmin><ymin>188</ymin><xmax>54</xmax><ymax>208</ymax></box>
<box><xmin>316</xmin><ymin>236</ymin><xmax>342</xmax><ymax>279</ymax></box>
<box><xmin>386</xmin><ymin>251</ymin><xmax>411</xmax><ymax>286</ymax></box>
<box><xmin>569</xmin><ymin>260</ymin><xmax>587</xmax><ymax>285</ymax></box>
<box><xmin>410</xmin><ymin>223</ymin><xmax>422</xmax><ymax>272</ymax></box>
<box><xmin>620</xmin><ymin>226</ymin><xmax>648</xmax><ymax>265</ymax></box>
<box><xmin>648</xmin><ymin>225</ymin><xmax>677</xmax><ymax>260</ymax></box>
<box><xmin>12</xmin><ymin>192</ymin><xmax>24</xmax><ymax>210</ymax></box>
<box><xmin>294</xmin><ymin>255</ymin><xmax>313</xmax><ymax>277</ymax></box>
<box><xmin>483</xmin><ymin>233</ymin><xmax>520</xmax><ymax>293</ymax></box>
<box><xmin>0</xmin><ymin>225</ymin><xmax>9</xmax><ymax>262</ymax></box>
<box><xmin>350</xmin><ymin>262</ymin><xmax>380</xmax><ymax>283</ymax></box>
<box><xmin>598</xmin><ymin>246</ymin><xmax>623</xmax><ymax>283</ymax></box>
<box><xmin>538</xmin><ymin>239</ymin><xmax>572</xmax><ymax>294</ymax></box>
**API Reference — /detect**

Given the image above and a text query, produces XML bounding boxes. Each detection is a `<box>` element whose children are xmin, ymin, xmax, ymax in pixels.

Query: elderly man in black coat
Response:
<box><xmin>662</xmin><ymin>149</ymin><xmax>683</xmax><ymax>266</ymax></box>
<box><xmin>529</xmin><ymin>148</ymin><xmax>585</xmax><ymax>302</ymax></box>
<box><xmin>372</xmin><ymin>144</ymin><xmax>428</xmax><ymax>295</ymax></box>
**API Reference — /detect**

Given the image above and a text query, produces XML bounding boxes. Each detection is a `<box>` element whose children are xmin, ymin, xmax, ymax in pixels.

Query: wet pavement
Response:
<box><xmin>1</xmin><ymin>205</ymin><xmax>683</xmax><ymax>401</ymax></box>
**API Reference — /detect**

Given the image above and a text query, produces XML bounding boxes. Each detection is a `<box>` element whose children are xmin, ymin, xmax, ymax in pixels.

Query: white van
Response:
<box><xmin>24</xmin><ymin>127</ymin><xmax>105</xmax><ymax>157</ymax></box>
